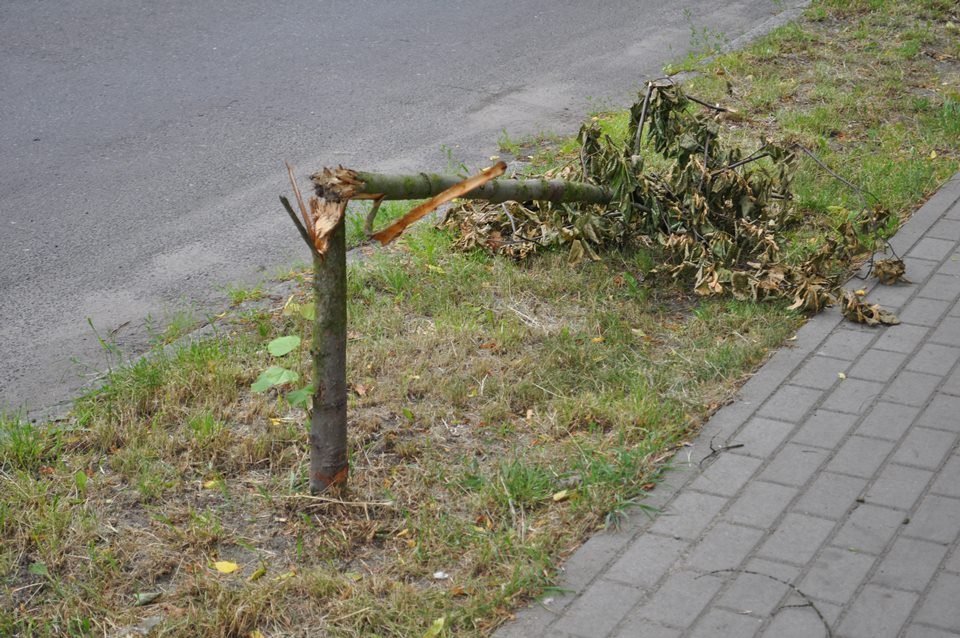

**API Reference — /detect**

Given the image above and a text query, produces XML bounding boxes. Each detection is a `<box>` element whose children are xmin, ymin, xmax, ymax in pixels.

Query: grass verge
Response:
<box><xmin>2</xmin><ymin>1</ymin><xmax>959</xmax><ymax>636</ymax></box>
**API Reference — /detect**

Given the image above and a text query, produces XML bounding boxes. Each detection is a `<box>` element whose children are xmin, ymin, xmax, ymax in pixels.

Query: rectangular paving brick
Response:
<box><xmin>716</xmin><ymin>558</ymin><xmax>798</xmax><ymax>618</ymax></box>
<box><xmin>848</xmin><ymin>348</ymin><xmax>907</xmax><ymax>382</ymax></box>
<box><xmin>909</xmin><ymin>237</ymin><xmax>958</xmax><ymax>262</ymax></box>
<box><xmin>791</xmin><ymin>355</ymin><xmax>848</xmax><ymax>390</ymax></box>
<box><xmin>552</xmin><ymin>578</ymin><xmax>645</xmax><ymax>638</ymax></box>
<box><xmin>896</xmin><ymin>297</ymin><xmax>952</xmax><ymax>326</ymax></box>
<box><xmin>906</xmin><ymin>343</ymin><xmax>960</xmax><ymax>376</ymax></box>
<box><xmin>759</xmin><ymin>444</ymin><xmax>828</xmax><ymax>487</ymax></box>
<box><xmin>724</xmin><ymin>481</ymin><xmax>797</xmax><ymax>529</ymax></box>
<box><xmin>883</xmin><ymin>370</ymin><xmax>942</xmax><ymax>407</ymax></box>
<box><xmin>690</xmin><ymin>454</ymin><xmax>763</xmax><ymax>497</ymax></box>
<box><xmin>870</xmin><ymin>537</ymin><xmax>949</xmax><ymax>592</ymax></box>
<box><xmin>944</xmin><ymin>366</ymin><xmax>960</xmax><ymax>395</ymax></box>
<box><xmin>757</xmin><ymin>513</ymin><xmax>835</xmax><ymax>565</ymax></box>
<box><xmin>903</xmin><ymin>256</ymin><xmax>942</xmax><ymax>282</ymax></box>
<box><xmin>891</xmin><ymin>427</ymin><xmax>956</xmax><ymax>469</ymax></box>
<box><xmin>684</xmin><ymin>523</ymin><xmax>765</xmax><ymax>573</ymax></box>
<box><xmin>492</xmin><ymin>605</ymin><xmax>557</xmax><ymax>638</ymax></box>
<box><xmin>906</xmin><ymin>494</ymin><xmax>960</xmax><ymax>543</ymax></box>
<box><xmin>931</xmin><ymin>316</ymin><xmax>960</xmax><ymax>346</ymax></box>
<box><xmin>558</xmin><ymin>527</ymin><xmax>639</xmax><ymax>597</ymax></box>
<box><xmin>820</xmin><ymin>378</ymin><xmax>884</xmax><ymax>415</ymax></box>
<box><xmin>791</xmin><ymin>409</ymin><xmax>859</xmax><ymax>449</ymax></box>
<box><xmin>903</xmin><ymin>625</ymin><xmax>960</xmax><ymax>638</ymax></box>
<box><xmin>866</xmin><ymin>283</ymin><xmax>915</xmax><ymax>311</ymax></box>
<box><xmin>837</xmin><ymin>585</ymin><xmax>919</xmax><ymax>638</ymax></box>
<box><xmin>874</xmin><ymin>324</ymin><xmax>932</xmax><ymax>354</ymax></box>
<box><xmin>748</xmin><ymin>340</ymin><xmax>815</xmax><ymax>387</ymax></box>
<box><xmin>688</xmin><ymin>608</ymin><xmax>763</xmax><ymax>638</ymax></box>
<box><xmin>915</xmin><ymin>573</ymin><xmax>960</xmax><ymax>632</ymax></box>
<box><xmin>918</xmin><ymin>394</ymin><xmax>960</xmax><ymax>431</ymax></box>
<box><xmin>610</xmin><ymin>621</ymin><xmax>680</xmax><ymax>638</ymax></box>
<box><xmin>729</xmin><ymin>417</ymin><xmax>795</xmax><ymax>459</ymax></box>
<box><xmin>757</xmin><ymin>385</ymin><xmax>822</xmax><ymax>423</ymax></box>
<box><xmin>855</xmin><ymin>401</ymin><xmax>920</xmax><ymax>441</ymax></box>
<box><xmin>943</xmin><ymin>255</ymin><xmax>960</xmax><ymax>276</ymax></box>
<box><xmin>605</xmin><ymin>534</ymin><xmax>687</xmax><ymax>588</ymax></box>
<box><xmin>832</xmin><ymin>504</ymin><xmax>905</xmax><ymax>554</ymax></box>
<box><xmin>865</xmin><ymin>463</ymin><xmax>933</xmax><ymax>511</ymax></box>
<box><xmin>929</xmin><ymin>219</ymin><xmax>960</xmax><ymax>241</ymax></box>
<box><xmin>649</xmin><ymin>491</ymin><xmax>727</xmax><ymax>540</ymax></box>
<box><xmin>827</xmin><ymin>435</ymin><xmax>896</xmax><ymax>478</ymax></box>
<box><xmin>800</xmin><ymin>546</ymin><xmax>875</xmax><ymax>604</ymax></box>
<box><xmin>817</xmin><ymin>328</ymin><xmax>877</xmax><ymax>361</ymax></box>
<box><xmin>625</xmin><ymin>570</ymin><xmax>724</xmax><ymax>628</ymax></box>
<box><xmin>761</xmin><ymin>606</ymin><xmax>834</xmax><ymax>638</ymax></box>
<box><xmin>794</xmin><ymin>472</ymin><xmax>867</xmax><ymax>519</ymax></box>
<box><xmin>930</xmin><ymin>456</ymin><xmax>960</xmax><ymax>498</ymax></box>
<box><xmin>919</xmin><ymin>273</ymin><xmax>960</xmax><ymax>301</ymax></box>
<box><xmin>947</xmin><ymin>547</ymin><xmax>960</xmax><ymax>573</ymax></box>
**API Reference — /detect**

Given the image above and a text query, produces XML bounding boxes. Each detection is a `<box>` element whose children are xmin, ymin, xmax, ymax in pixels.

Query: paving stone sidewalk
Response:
<box><xmin>496</xmin><ymin>174</ymin><xmax>960</xmax><ymax>638</ymax></box>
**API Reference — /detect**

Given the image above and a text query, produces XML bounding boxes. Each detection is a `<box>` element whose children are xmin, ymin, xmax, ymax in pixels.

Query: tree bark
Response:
<box><xmin>308</xmin><ymin>215</ymin><xmax>348</xmax><ymax>494</ymax></box>
<box><xmin>312</xmin><ymin>167</ymin><xmax>613</xmax><ymax>205</ymax></box>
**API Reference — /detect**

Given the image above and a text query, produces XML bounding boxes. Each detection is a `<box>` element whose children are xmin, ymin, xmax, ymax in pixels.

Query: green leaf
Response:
<box><xmin>422</xmin><ymin>617</ymin><xmax>446</xmax><ymax>638</ymax></box>
<box><xmin>402</xmin><ymin>407</ymin><xmax>415</xmax><ymax>422</ymax></box>
<box><xmin>28</xmin><ymin>562</ymin><xmax>49</xmax><ymax>577</ymax></box>
<box><xmin>299</xmin><ymin>302</ymin><xmax>316</xmax><ymax>321</ymax></box>
<box><xmin>74</xmin><ymin>470</ymin><xmax>88</xmax><ymax>494</ymax></box>
<box><xmin>251</xmin><ymin>366</ymin><xmax>299</xmax><ymax>392</ymax></box>
<box><xmin>285</xmin><ymin>385</ymin><xmax>313</xmax><ymax>408</ymax></box>
<box><xmin>267</xmin><ymin>336</ymin><xmax>301</xmax><ymax>357</ymax></box>
<box><xmin>134</xmin><ymin>592</ymin><xmax>161</xmax><ymax>606</ymax></box>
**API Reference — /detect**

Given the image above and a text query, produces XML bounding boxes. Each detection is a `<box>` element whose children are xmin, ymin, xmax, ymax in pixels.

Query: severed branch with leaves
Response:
<box><xmin>444</xmin><ymin>81</ymin><xmax>906</xmax><ymax>321</ymax></box>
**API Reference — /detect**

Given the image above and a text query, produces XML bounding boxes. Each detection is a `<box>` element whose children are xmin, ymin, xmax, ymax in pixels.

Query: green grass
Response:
<box><xmin>3</xmin><ymin>1</ymin><xmax>960</xmax><ymax>636</ymax></box>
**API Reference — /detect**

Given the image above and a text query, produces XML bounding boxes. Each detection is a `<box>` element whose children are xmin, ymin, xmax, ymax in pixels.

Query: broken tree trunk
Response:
<box><xmin>283</xmin><ymin>162</ymin><xmax>616</xmax><ymax>493</ymax></box>
<box><xmin>308</xmin><ymin>215</ymin><xmax>348</xmax><ymax>492</ymax></box>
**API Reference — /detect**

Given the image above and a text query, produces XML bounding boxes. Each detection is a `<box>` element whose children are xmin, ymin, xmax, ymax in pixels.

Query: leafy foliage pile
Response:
<box><xmin>444</xmin><ymin>82</ymin><xmax>902</xmax><ymax>322</ymax></box>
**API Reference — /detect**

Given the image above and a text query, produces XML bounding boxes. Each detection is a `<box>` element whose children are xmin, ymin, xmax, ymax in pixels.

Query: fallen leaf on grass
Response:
<box><xmin>552</xmin><ymin>490</ymin><xmax>572</xmax><ymax>502</ymax></box>
<box><xmin>134</xmin><ymin>592</ymin><xmax>161</xmax><ymax>606</ymax></box>
<box><xmin>213</xmin><ymin>561</ymin><xmax>240</xmax><ymax>574</ymax></box>
<box><xmin>422</xmin><ymin>617</ymin><xmax>446</xmax><ymax>638</ymax></box>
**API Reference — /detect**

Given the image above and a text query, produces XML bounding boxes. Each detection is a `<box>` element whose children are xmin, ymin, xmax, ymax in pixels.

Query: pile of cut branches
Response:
<box><xmin>443</xmin><ymin>82</ymin><xmax>904</xmax><ymax>324</ymax></box>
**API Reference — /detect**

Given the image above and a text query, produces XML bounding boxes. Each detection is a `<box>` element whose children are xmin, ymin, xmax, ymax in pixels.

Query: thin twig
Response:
<box><xmin>792</xmin><ymin>143</ymin><xmax>880</xmax><ymax>207</ymax></box>
<box><xmin>686</xmin><ymin>93</ymin><xmax>733</xmax><ymax>112</ymax></box>
<box><xmin>327</xmin><ymin>607</ymin><xmax>372</xmax><ymax>624</ymax></box>
<box><xmin>699</xmin><ymin>132</ymin><xmax>712</xmax><ymax>193</ymax></box>
<box><xmin>711</xmin><ymin>149</ymin><xmax>771</xmax><ymax>175</ymax></box>
<box><xmin>500</xmin><ymin>203</ymin><xmax>544</xmax><ymax>246</ymax></box>
<box><xmin>285</xmin><ymin>161</ymin><xmax>314</xmax><ymax>234</ymax></box>
<box><xmin>633</xmin><ymin>82</ymin><xmax>654</xmax><ymax>155</ymax></box>
<box><xmin>279</xmin><ymin>196</ymin><xmax>321</xmax><ymax>259</ymax></box>
<box><xmin>698</xmin><ymin>432</ymin><xmax>744</xmax><ymax>469</ymax></box>
<box><xmin>704</xmin><ymin>569</ymin><xmax>833</xmax><ymax>637</ymax></box>
<box><xmin>270</xmin><ymin>494</ymin><xmax>394</xmax><ymax>508</ymax></box>
<box><xmin>363</xmin><ymin>195</ymin><xmax>385</xmax><ymax>237</ymax></box>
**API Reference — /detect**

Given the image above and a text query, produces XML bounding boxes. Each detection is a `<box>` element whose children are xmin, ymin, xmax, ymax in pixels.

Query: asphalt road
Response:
<box><xmin>0</xmin><ymin>0</ymin><xmax>803</xmax><ymax>414</ymax></box>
